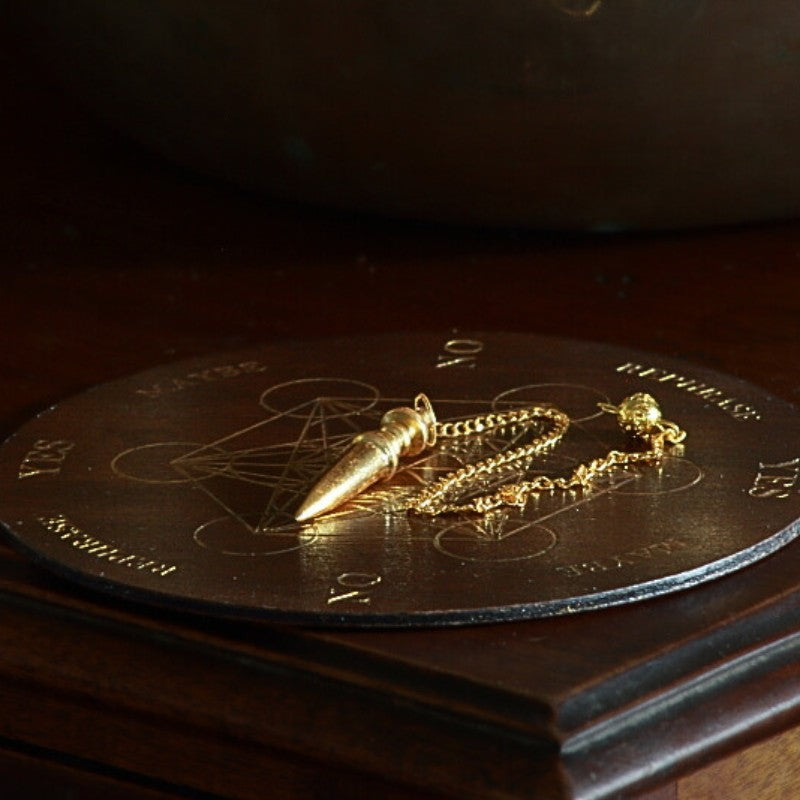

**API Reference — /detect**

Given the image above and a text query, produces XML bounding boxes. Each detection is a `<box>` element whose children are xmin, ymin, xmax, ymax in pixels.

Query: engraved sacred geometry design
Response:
<box><xmin>1</xmin><ymin>333</ymin><xmax>799</xmax><ymax>627</ymax></box>
<box><xmin>110</xmin><ymin>378</ymin><xmax>699</xmax><ymax>562</ymax></box>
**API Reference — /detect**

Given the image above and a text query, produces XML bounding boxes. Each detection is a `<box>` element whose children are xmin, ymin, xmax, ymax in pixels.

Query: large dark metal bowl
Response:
<box><xmin>11</xmin><ymin>1</ymin><xmax>800</xmax><ymax>228</ymax></box>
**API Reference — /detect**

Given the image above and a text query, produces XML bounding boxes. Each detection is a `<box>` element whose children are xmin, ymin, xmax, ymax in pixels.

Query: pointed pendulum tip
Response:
<box><xmin>296</xmin><ymin>472</ymin><xmax>357</xmax><ymax>521</ymax></box>
<box><xmin>294</xmin><ymin>493</ymin><xmax>327</xmax><ymax>523</ymax></box>
<box><xmin>294</xmin><ymin>394</ymin><xmax>437</xmax><ymax>522</ymax></box>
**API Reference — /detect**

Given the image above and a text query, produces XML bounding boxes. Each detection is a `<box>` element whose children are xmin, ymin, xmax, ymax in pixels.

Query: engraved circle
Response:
<box><xmin>193</xmin><ymin>513</ymin><xmax>318</xmax><ymax>556</ymax></box>
<box><xmin>609</xmin><ymin>456</ymin><xmax>703</xmax><ymax>496</ymax></box>
<box><xmin>434</xmin><ymin>518</ymin><xmax>557</xmax><ymax>562</ymax></box>
<box><xmin>111</xmin><ymin>442</ymin><xmax>222</xmax><ymax>484</ymax></box>
<box><xmin>492</xmin><ymin>384</ymin><xmax>609</xmax><ymax>423</ymax></box>
<box><xmin>260</xmin><ymin>378</ymin><xmax>380</xmax><ymax>419</ymax></box>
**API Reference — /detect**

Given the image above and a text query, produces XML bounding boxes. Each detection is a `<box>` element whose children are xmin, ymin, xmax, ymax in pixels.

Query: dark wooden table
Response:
<box><xmin>2</xmin><ymin>41</ymin><xmax>800</xmax><ymax>800</ymax></box>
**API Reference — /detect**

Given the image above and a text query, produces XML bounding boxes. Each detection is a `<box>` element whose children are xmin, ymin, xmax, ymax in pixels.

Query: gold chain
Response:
<box><xmin>408</xmin><ymin>392</ymin><xmax>686</xmax><ymax>516</ymax></box>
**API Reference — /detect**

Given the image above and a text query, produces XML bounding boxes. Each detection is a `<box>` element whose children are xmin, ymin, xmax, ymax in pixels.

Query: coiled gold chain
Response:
<box><xmin>409</xmin><ymin>392</ymin><xmax>686</xmax><ymax>516</ymax></box>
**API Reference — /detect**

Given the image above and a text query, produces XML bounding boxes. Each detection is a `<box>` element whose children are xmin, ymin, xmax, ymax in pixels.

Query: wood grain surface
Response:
<box><xmin>2</xmin><ymin>29</ymin><xmax>800</xmax><ymax>800</ymax></box>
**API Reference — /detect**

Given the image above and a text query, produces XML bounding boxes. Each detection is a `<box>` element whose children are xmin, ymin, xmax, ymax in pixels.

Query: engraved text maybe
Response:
<box><xmin>135</xmin><ymin>360</ymin><xmax>268</xmax><ymax>399</ymax></box>
<box><xmin>555</xmin><ymin>537</ymin><xmax>689</xmax><ymax>578</ymax></box>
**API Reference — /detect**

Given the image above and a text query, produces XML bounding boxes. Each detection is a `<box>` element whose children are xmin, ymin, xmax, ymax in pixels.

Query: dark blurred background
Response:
<box><xmin>2</xmin><ymin>2</ymin><xmax>799</xmax><ymax>428</ymax></box>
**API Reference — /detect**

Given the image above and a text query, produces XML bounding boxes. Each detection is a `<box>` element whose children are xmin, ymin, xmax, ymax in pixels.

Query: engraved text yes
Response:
<box><xmin>749</xmin><ymin>457</ymin><xmax>800</xmax><ymax>499</ymax></box>
<box><xmin>18</xmin><ymin>439</ymin><xmax>75</xmax><ymax>479</ymax></box>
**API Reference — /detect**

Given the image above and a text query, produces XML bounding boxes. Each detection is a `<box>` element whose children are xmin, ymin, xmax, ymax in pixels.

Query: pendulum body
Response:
<box><xmin>295</xmin><ymin>394</ymin><xmax>437</xmax><ymax>521</ymax></box>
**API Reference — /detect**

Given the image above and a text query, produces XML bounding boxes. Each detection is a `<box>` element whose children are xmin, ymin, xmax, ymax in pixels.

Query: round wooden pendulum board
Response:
<box><xmin>1</xmin><ymin>333</ymin><xmax>799</xmax><ymax>627</ymax></box>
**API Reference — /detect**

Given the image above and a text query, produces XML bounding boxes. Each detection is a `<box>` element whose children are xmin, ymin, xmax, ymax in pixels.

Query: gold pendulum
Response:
<box><xmin>295</xmin><ymin>394</ymin><xmax>437</xmax><ymax>522</ymax></box>
<box><xmin>294</xmin><ymin>391</ymin><xmax>686</xmax><ymax>521</ymax></box>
